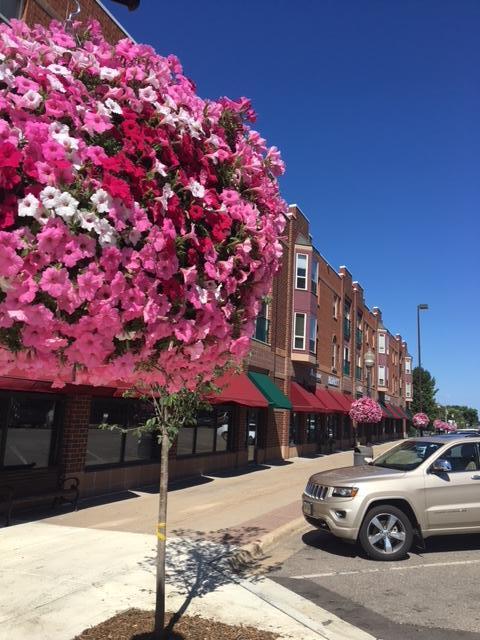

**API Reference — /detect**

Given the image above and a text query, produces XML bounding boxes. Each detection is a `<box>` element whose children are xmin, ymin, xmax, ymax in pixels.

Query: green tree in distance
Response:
<box><xmin>411</xmin><ymin>367</ymin><xmax>438</xmax><ymax>421</ymax></box>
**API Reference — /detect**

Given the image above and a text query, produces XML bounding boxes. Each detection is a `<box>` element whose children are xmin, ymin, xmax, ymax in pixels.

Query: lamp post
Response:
<box><xmin>417</xmin><ymin>303</ymin><xmax>429</xmax><ymax>435</ymax></box>
<box><xmin>364</xmin><ymin>349</ymin><xmax>375</xmax><ymax>398</ymax></box>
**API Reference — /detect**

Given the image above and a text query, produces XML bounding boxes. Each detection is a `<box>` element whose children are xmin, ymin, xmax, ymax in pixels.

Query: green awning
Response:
<box><xmin>247</xmin><ymin>372</ymin><xmax>292</xmax><ymax>410</ymax></box>
<box><xmin>380</xmin><ymin>403</ymin><xmax>396</xmax><ymax>419</ymax></box>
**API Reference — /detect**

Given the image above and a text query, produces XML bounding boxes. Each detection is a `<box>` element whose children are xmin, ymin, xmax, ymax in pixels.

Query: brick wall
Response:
<box><xmin>21</xmin><ymin>0</ymin><xmax>128</xmax><ymax>43</ymax></box>
<box><xmin>60</xmin><ymin>394</ymin><xmax>91</xmax><ymax>475</ymax></box>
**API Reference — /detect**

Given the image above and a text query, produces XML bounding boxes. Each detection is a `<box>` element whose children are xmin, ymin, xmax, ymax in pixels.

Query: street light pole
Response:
<box><xmin>417</xmin><ymin>304</ymin><xmax>429</xmax><ymax>434</ymax></box>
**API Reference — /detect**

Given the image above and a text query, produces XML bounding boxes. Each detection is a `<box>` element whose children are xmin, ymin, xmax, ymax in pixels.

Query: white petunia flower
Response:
<box><xmin>187</xmin><ymin>179</ymin><xmax>205</xmax><ymax>199</ymax></box>
<box><xmin>158</xmin><ymin>183</ymin><xmax>174</xmax><ymax>210</ymax></box>
<box><xmin>40</xmin><ymin>186</ymin><xmax>61</xmax><ymax>209</ymax></box>
<box><xmin>18</xmin><ymin>194</ymin><xmax>41</xmax><ymax>218</ymax></box>
<box><xmin>57</xmin><ymin>192</ymin><xmax>79</xmax><ymax>210</ymax></box>
<box><xmin>22</xmin><ymin>90</ymin><xmax>42</xmax><ymax>110</ymax></box>
<box><xmin>99</xmin><ymin>67</ymin><xmax>120</xmax><ymax>81</ymax></box>
<box><xmin>105</xmin><ymin>98</ymin><xmax>122</xmax><ymax>115</ymax></box>
<box><xmin>76</xmin><ymin>209</ymin><xmax>98</xmax><ymax>232</ymax></box>
<box><xmin>90</xmin><ymin>189</ymin><xmax>112</xmax><ymax>214</ymax></box>
<box><xmin>153</xmin><ymin>159</ymin><xmax>167</xmax><ymax>177</ymax></box>
<box><xmin>56</xmin><ymin>205</ymin><xmax>77</xmax><ymax>222</ymax></box>
<box><xmin>138</xmin><ymin>86</ymin><xmax>157</xmax><ymax>102</ymax></box>
<box><xmin>46</xmin><ymin>73</ymin><xmax>66</xmax><ymax>93</ymax></box>
<box><xmin>47</xmin><ymin>63</ymin><xmax>71</xmax><ymax>77</ymax></box>
<box><xmin>49</xmin><ymin>122</ymin><xmax>70</xmax><ymax>137</ymax></box>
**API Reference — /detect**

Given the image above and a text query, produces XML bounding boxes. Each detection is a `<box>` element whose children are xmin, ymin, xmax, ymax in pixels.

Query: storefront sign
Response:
<box><xmin>328</xmin><ymin>375</ymin><xmax>340</xmax><ymax>387</ymax></box>
<box><xmin>385</xmin><ymin>394</ymin><xmax>391</xmax><ymax>401</ymax></box>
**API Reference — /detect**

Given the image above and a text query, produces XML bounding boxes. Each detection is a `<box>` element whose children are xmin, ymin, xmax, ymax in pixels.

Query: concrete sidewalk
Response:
<box><xmin>0</xmin><ymin>443</ymin><xmax>397</xmax><ymax>640</ymax></box>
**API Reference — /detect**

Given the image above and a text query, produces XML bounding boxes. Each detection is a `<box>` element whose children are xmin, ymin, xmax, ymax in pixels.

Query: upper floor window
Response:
<box><xmin>311</xmin><ymin>260</ymin><xmax>319</xmax><ymax>296</ymax></box>
<box><xmin>405</xmin><ymin>359</ymin><xmax>412</xmax><ymax>374</ymax></box>
<box><xmin>309</xmin><ymin>317</ymin><xmax>317</xmax><ymax>353</ymax></box>
<box><xmin>0</xmin><ymin>0</ymin><xmax>23</xmax><ymax>22</ymax></box>
<box><xmin>332</xmin><ymin>336</ymin><xmax>337</xmax><ymax>370</ymax></box>
<box><xmin>254</xmin><ymin>300</ymin><xmax>269</xmax><ymax>343</ymax></box>
<box><xmin>406</xmin><ymin>382</ymin><xmax>412</xmax><ymax>398</ymax></box>
<box><xmin>293</xmin><ymin>312</ymin><xmax>306</xmax><ymax>350</ymax></box>
<box><xmin>333</xmin><ymin>295</ymin><xmax>339</xmax><ymax>319</ymax></box>
<box><xmin>378</xmin><ymin>365</ymin><xmax>386</xmax><ymax>386</ymax></box>
<box><xmin>295</xmin><ymin>253</ymin><xmax>308</xmax><ymax>290</ymax></box>
<box><xmin>378</xmin><ymin>333</ymin><xmax>386</xmax><ymax>354</ymax></box>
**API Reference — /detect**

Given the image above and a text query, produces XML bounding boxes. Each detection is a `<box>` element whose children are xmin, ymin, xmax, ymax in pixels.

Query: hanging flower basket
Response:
<box><xmin>413</xmin><ymin>412</ymin><xmax>429</xmax><ymax>428</ymax></box>
<box><xmin>349</xmin><ymin>396</ymin><xmax>382</xmax><ymax>424</ymax></box>
<box><xmin>0</xmin><ymin>20</ymin><xmax>286</xmax><ymax>392</ymax></box>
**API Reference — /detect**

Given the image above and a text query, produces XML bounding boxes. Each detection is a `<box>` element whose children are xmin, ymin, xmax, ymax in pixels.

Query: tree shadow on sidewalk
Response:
<box><xmin>137</xmin><ymin>527</ymin><xmax>281</xmax><ymax>637</ymax></box>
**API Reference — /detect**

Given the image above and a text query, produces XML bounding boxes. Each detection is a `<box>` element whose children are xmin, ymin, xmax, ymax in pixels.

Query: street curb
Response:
<box><xmin>229</xmin><ymin>516</ymin><xmax>308</xmax><ymax>571</ymax></box>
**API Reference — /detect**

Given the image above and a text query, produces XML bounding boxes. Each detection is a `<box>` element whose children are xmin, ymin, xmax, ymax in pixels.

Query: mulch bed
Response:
<box><xmin>74</xmin><ymin>609</ymin><xmax>280</xmax><ymax>640</ymax></box>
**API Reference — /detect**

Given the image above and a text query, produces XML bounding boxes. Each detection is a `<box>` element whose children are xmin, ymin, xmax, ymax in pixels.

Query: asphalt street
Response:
<box><xmin>266</xmin><ymin>526</ymin><xmax>480</xmax><ymax>640</ymax></box>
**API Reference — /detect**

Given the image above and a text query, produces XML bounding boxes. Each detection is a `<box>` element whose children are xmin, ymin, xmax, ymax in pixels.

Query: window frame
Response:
<box><xmin>378</xmin><ymin>333</ymin><xmax>386</xmax><ymax>354</ymax></box>
<box><xmin>331</xmin><ymin>336</ymin><xmax>337</xmax><ymax>371</ymax></box>
<box><xmin>309</xmin><ymin>316</ymin><xmax>317</xmax><ymax>354</ymax></box>
<box><xmin>293</xmin><ymin>312</ymin><xmax>306</xmax><ymax>350</ymax></box>
<box><xmin>176</xmin><ymin>405</ymin><xmax>234</xmax><ymax>458</ymax></box>
<box><xmin>295</xmin><ymin>253</ymin><xmax>308</xmax><ymax>290</ymax></box>
<box><xmin>0</xmin><ymin>391</ymin><xmax>64</xmax><ymax>470</ymax></box>
<box><xmin>0</xmin><ymin>0</ymin><xmax>24</xmax><ymax>23</ymax></box>
<box><xmin>435</xmin><ymin>443</ymin><xmax>480</xmax><ymax>474</ymax></box>
<box><xmin>86</xmin><ymin>397</ymin><xmax>158</xmax><ymax>470</ymax></box>
<box><xmin>311</xmin><ymin>259</ymin><xmax>319</xmax><ymax>296</ymax></box>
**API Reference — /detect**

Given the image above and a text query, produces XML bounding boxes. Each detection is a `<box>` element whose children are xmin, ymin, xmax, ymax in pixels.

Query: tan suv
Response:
<box><xmin>302</xmin><ymin>437</ymin><xmax>480</xmax><ymax>560</ymax></box>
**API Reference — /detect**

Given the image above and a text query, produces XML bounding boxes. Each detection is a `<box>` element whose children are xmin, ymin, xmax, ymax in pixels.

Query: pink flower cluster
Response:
<box><xmin>412</xmin><ymin>412</ymin><xmax>429</xmax><ymax>428</ymax></box>
<box><xmin>349</xmin><ymin>396</ymin><xmax>382</xmax><ymax>424</ymax></box>
<box><xmin>433</xmin><ymin>419</ymin><xmax>456</xmax><ymax>432</ymax></box>
<box><xmin>0</xmin><ymin>20</ymin><xmax>286</xmax><ymax>392</ymax></box>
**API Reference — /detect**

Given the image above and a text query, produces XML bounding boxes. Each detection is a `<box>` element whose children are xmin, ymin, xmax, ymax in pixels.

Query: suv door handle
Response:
<box><xmin>471</xmin><ymin>475</ymin><xmax>480</xmax><ymax>480</ymax></box>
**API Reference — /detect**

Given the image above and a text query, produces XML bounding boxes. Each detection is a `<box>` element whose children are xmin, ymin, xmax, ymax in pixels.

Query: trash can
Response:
<box><xmin>353</xmin><ymin>445</ymin><xmax>373</xmax><ymax>466</ymax></box>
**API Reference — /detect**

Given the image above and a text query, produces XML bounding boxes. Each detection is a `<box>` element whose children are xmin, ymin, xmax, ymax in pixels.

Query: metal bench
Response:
<box><xmin>0</xmin><ymin>466</ymin><xmax>79</xmax><ymax>526</ymax></box>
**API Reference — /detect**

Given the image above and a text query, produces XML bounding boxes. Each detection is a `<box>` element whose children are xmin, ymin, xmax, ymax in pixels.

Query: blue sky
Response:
<box><xmin>106</xmin><ymin>0</ymin><xmax>480</xmax><ymax>412</ymax></box>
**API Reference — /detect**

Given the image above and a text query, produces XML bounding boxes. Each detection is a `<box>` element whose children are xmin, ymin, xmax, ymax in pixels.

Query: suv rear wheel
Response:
<box><xmin>359</xmin><ymin>505</ymin><xmax>413</xmax><ymax>561</ymax></box>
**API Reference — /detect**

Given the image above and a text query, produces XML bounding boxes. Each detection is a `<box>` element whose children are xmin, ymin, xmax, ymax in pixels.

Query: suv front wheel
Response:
<box><xmin>359</xmin><ymin>505</ymin><xmax>413</xmax><ymax>561</ymax></box>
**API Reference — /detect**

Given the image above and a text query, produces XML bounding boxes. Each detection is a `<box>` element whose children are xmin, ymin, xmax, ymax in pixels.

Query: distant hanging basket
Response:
<box><xmin>349</xmin><ymin>396</ymin><xmax>382</xmax><ymax>424</ymax></box>
<box><xmin>413</xmin><ymin>412</ymin><xmax>429</xmax><ymax>428</ymax></box>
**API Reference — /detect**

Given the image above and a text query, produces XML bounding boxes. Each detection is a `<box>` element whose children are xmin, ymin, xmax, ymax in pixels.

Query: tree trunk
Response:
<box><xmin>154</xmin><ymin>418</ymin><xmax>170</xmax><ymax>638</ymax></box>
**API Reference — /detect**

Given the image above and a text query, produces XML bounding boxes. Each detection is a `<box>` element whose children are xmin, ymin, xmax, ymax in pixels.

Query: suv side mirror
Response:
<box><xmin>431</xmin><ymin>459</ymin><xmax>452</xmax><ymax>473</ymax></box>
<box><xmin>364</xmin><ymin>457</ymin><xmax>373</xmax><ymax>465</ymax></box>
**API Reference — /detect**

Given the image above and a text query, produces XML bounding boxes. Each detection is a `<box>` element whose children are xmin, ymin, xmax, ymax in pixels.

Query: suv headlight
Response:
<box><xmin>332</xmin><ymin>486</ymin><xmax>358</xmax><ymax>498</ymax></box>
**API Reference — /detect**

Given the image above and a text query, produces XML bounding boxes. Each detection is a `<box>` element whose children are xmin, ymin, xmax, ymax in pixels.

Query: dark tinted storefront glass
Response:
<box><xmin>3</xmin><ymin>396</ymin><xmax>58</xmax><ymax>468</ymax></box>
<box><xmin>176</xmin><ymin>405</ymin><xmax>233</xmax><ymax>456</ymax></box>
<box><xmin>307</xmin><ymin>414</ymin><xmax>318</xmax><ymax>443</ymax></box>
<box><xmin>86</xmin><ymin>398</ymin><xmax>155</xmax><ymax>467</ymax></box>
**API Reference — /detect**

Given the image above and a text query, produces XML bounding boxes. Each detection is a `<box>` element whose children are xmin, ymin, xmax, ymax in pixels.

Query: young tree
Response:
<box><xmin>411</xmin><ymin>367</ymin><xmax>438</xmax><ymax>421</ymax></box>
<box><xmin>0</xmin><ymin>20</ymin><xmax>285</xmax><ymax>638</ymax></box>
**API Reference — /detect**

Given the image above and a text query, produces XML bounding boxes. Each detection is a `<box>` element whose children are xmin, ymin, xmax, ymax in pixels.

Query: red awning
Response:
<box><xmin>327</xmin><ymin>390</ymin><xmax>353</xmax><ymax>413</ymax></box>
<box><xmin>207</xmin><ymin>372</ymin><xmax>268</xmax><ymax>408</ymax></box>
<box><xmin>0</xmin><ymin>376</ymin><xmax>55</xmax><ymax>393</ymax></box>
<box><xmin>380</xmin><ymin>404</ymin><xmax>392</xmax><ymax>419</ymax></box>
<box><xmin>389</xmin><ymin>404</ymin><xmax>407</xmax><ymax>420</ymax></box>
<box><xmin>314</xmin><ymin>388</ymin><xmax>344</xmax><ymax>413</ymax></box>
<box><xmin>290</xmin><ymin>382</ymin><xmax>326</xmax><ymax>413</ymax></box>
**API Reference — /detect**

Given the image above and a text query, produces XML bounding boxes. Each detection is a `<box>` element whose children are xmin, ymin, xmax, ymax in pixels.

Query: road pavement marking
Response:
<box><xmin>291</xmin><ymin>557</ymin><xmax>480</xmax><ymax>580</ymax></box>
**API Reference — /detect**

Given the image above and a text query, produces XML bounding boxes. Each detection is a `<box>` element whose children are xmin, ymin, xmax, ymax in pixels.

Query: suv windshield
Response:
<box><xmin>373</xmin><ymin>440</ymin><xmax>444</xmax><ymax>471</ymax></box>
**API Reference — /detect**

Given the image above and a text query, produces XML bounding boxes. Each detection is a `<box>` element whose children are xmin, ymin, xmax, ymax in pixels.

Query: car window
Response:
<box><xmin>440</xmin><ymin>442</ymin><xmax>479</xmax><ymax>472</ymax></box>
<box><xmin>374</xmin><ymin>441</ymin><xmax>443</xmax><ymax>471</ymax></box>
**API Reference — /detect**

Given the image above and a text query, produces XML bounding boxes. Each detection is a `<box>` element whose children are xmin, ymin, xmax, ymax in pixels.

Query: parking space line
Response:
<box><xmin>291</xmin><ymin>557</ymin><xmax>480</xmax><ymax>580</ymax></box>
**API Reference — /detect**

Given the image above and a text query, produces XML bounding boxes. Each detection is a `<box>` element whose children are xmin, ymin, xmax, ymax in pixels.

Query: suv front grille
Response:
<box><xmin>305</xmin><ymin>482</ymin><xmax>328</xmax><ymax>500</ymax></box>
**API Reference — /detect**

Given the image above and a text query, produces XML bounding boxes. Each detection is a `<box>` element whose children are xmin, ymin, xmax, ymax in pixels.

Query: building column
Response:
<box><xmin>60</xmin><ymin>394</ymin><xmax>91</xmax><ymax>477</ymax></box>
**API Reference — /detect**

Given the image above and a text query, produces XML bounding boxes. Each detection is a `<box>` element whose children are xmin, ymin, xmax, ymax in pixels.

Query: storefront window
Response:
<box><xmin>86</xmin><ymin>398</ymin><xmax>156</xmax><ymax>467</ymax></box>
<box><xmin>306</xmin><ymin>414</ymin><xmax>318</xmax><ymax>443</ymax></box>
<box><xmin>176</xmin><ymin>405</ymin><xmax>233</xmax><ymax>456</ymax></box>
<box><xmin>289</xmin><ymin>412</ymin><xmax>300</xmax><ymax>445</ymax></box>
<box><xmin>0</xmin><ymin>394</ymin><xmax>60</xmax><ymax>468</ymax></box>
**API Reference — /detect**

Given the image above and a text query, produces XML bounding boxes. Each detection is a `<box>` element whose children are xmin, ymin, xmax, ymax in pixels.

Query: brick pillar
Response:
<box><xmin>60</xmin><ymin>394</ymin><xmax>91</xmax><ymax>475</ymax></box>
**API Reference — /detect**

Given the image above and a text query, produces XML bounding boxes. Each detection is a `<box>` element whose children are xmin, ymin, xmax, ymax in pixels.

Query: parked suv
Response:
<box><xmin>302</xmin><ymin>437</ymin><xmax>480</xmax><ymax>560</ymax></box>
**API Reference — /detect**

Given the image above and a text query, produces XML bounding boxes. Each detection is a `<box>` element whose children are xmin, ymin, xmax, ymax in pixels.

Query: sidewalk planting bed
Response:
<box><xmin>75</xmin><ymin>609</ymin><xmax>279</xmax><ymax>640</ymax></box>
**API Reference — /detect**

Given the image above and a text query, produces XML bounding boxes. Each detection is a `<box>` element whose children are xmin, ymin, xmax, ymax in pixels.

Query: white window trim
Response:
<box><xmin>293</xmin><ymin>312</ymin><xmax>306</xmax><ymax>350</ymax></box>
<box><xmin>378</xmin><ymin>333</ymin><xmax>386</xmax><ymax>354</ymax></box>
<box><xmin>309</xmin><ymin>317</ymin><xmax>317</xmax><ymax>354</ymax></box>
<box><xmin>378</xmin><ymin>365</ymin><xmax>386</xmax><ymax>386</ymax></box>
<box><xmin>311</xmin><ymin>260</ymin><xmax>318</xmax><ymax>295</ymax></box>
<box><xmin>295</xmin><ymin>253</ymin><xmax>308</xmax><ymax>290</ymax></box>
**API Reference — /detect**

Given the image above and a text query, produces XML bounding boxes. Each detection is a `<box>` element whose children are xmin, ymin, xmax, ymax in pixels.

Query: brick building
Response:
<box><xmin>0</xmin><ymin>4</ymin><xmax>414</xmax><ymax>506</ymax></box>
